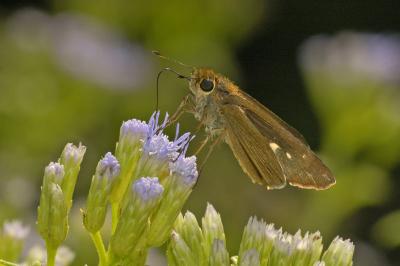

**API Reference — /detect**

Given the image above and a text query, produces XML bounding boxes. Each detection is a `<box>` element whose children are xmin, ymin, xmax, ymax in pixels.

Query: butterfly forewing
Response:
<box><xmin>222</xmin><ymin>104</ymin><xmax>287</xmax><ymax>189</ymax></box>
<box><xmin>221</xmin><ymin>89</ymin><xmax>336</xmax><ymax>190</ymax></box>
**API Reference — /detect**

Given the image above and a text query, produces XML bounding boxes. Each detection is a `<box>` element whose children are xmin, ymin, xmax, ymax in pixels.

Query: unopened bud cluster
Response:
<box><xmin>37</xmin><ymin>143</ymin><xmax>86</xmax><ymax>254</ymax></box>
<box><xmin>168</xmin><ymin>204</ymin><xmax>355</xmax><ymax>266</ymax></box>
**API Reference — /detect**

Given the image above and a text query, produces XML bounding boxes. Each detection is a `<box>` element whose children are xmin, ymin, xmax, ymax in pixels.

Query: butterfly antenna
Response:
<box><xmin>156</xmin><ymin>67</ymin><xmax>191</xmax><ymax>111</ymax></box>
<box><xmin>153</xmin><ymin>50</ymin><xmax>194</xmax><ymax>69</ymax></box>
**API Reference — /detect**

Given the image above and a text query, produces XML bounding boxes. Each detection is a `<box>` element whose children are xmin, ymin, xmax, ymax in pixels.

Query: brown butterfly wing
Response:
<box><xmin>221</xmin><ymin>90</ymin><xmax>335</xmax><ymax>190</ymax></box>
<box><xmin>222</xmin><ymin>104</ymin><xmax>287</xmax><ymax>189</ymax></box>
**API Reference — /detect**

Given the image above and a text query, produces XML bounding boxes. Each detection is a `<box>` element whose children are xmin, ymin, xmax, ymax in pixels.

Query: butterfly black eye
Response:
<box><xmin>199</xmin><ymin>79</ymin><xmax>215</xmax><ymax>92</ymax></box>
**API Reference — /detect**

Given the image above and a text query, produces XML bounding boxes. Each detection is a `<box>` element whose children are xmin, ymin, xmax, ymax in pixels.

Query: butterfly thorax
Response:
<box><xmin>193</xmin><ymin>93</ymin><xmax>226</xmax><ymax>137</ymax></box>
<box><xmin>190</xmin><ymin>68</ymin><xmax>229</xmax><ymax>137</ymax></box>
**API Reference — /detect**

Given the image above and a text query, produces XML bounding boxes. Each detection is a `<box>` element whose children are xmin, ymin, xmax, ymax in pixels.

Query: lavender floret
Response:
<box><xmin>97</xmin><ymin>152</ymin><xmax>120</xmax><ymax>180</ymax></box>
<box><xmin>133</xmin><ymin>177</ymin><xmax>164</xmax><ymax>202</ymax></box>
<box><xmin>170</xmin><ymin>156</ymin><xmax>198</xmax><ymax>187</ymax></box>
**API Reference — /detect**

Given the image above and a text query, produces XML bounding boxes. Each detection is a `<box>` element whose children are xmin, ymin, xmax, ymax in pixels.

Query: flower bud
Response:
<box><xmin>0</xmin><ymin>220</ymin><xmax>30</xmax><ymax>262</ymax></box>
<box><xmin>202</xmin><ymin>203</ymin><xmax>226</xmax><ymax>260</ymax></box>
<box><xmin>37</xmin><ymin>162</ymin><xmax>68</xmax><ymax>248</ymax></box>
<box><xmin>238</xmin><ymin>217</ymin><xmax>277</xmax><ymax>265</ymax></box>
<box><xmin>291</xmin><ymin>231</ymin><xmax>323</xmax><ymax>265</ymax></box>
<box><xmin>321</xmin><ymin>236</ymin><xmax>354</xmax><ymax>266</ymax></box>
<box><xmin>83</xmin><ymin>152</ymin><xmax>120</xmax><ymax>233</ymax></box>
<box><xmin>267</xmin><ymin>229</ymin><xmax>323</xmax><ymax>265</ymax></box>
<box><xmin>167</xmin><ymin>231</ymin><xmax>197</xmax><ymax>266</ymax></box>
<box><xmin>240</xmin><ymin>249</ymin><xmax>260</xmax><ymax>266</ymax></box>
<box><xmin>110</xmin><ymin>118</ymin><xmax>149</xmax><ymax>204</ymax></box>
<box><xmin>109</xmin><ymin>177</ymin><xmax>163</xmax><ymax>261</ymax></box>
<box><xmin>44</xmin><ymin>162</ymin><xmax>65</xmax><ymax>186</ymax></box>
<box><xmin>209</xmin><ymin>239</ymin><xmax>230</xmax><ymax>266</ymax></box>
<box><xmin>37</xmin><ymin>182</ymin><xmax>68</xmax><ymax>248</ymax></box>
<box><xmin>59</xmin><ymin>143</ymin><xmax>86</xmax><ymax>210</ymax></box>
<box><xmin>171</xmin><ymin>212</ymin><xmax>205</xmax><ymax>265</ymax></box>
<box><xmin>268</xmin><ymin>232</ymin><xmax>294</xmax><ymax>265</ymax></box>
<box><xmin>146</xmin><ymin>155</ymin><xmax>198</xmax><ymax>247</ymax></box>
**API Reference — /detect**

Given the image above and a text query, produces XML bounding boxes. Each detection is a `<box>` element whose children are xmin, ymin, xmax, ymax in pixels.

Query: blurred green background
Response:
<box><xmin>1</xmin><ymin>0</ymin><xmax>400</xmax><ymax>265</ymax></box>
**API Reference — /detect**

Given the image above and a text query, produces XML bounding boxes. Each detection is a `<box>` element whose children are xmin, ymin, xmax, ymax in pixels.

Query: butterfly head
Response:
<box><xmin>190</xmin><ymin>68</ymin><xmax>237</xmax><ymax>102</ymax></box>
<box><xmin>190</xmin><ymin>68</ymin><xmax>219</xmax><ymax>95</ymax></box>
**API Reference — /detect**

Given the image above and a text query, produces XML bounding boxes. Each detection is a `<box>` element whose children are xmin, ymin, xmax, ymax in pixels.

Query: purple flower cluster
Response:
<box><xmin>143</xmin><ymin>112</ymin><xmax>192</xmax><ymax>162</ymax></box>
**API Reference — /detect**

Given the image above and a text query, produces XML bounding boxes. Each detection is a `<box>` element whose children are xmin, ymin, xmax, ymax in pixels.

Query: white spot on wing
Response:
<box><xmin>286</xmin><ymin>152</ymin><xmax>292</xmax><ymax>159</ymax></box>
<box><xmin>269</xmin><ymin>143</ymin><xmax>280</xmax><ymax>152</ymax></box>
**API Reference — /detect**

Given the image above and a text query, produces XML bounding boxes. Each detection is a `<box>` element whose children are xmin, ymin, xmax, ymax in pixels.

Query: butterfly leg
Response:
<box><xmin>193</xmin><ymin>114</ymin><xmax>211</xmax><ymax>155</ymax></box>
<box><xmin>191</xmin><ymin>134</ymin><xmax>224</xmax><ymax>188</ymax></box>
<box><xmin>194</xmin><ymin>136</ymin><xmax>210</xmax><ymax>155</ymax></box>
<box><xmin>198</xmin><ymin>133</ymin><xmax>224</xmax><ymax>172</ymax></box>
<box><xmin>165</xmin><ymin>94</ymin><xmax>193</xmax><ymax>128</ymax></box>
<box><xmin>193</xmin><ymin>120</ymin><xmax>205</xmax><ymax>135</ymax></box>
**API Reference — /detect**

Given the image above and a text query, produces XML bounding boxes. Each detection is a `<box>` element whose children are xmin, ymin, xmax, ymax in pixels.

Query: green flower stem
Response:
<box><xmin>0</xmin><ymin>259</ymin><xmax>19</xmax><ymax>266</ymax></box>
<box><xmin>46</xmin><ymin>242</ymin><xmax>57</xmax><ymax>266</ymax></box>
<box><xmin>108</xmin><ymin>203</ymin><xmax>120</xmax><ymax>263</ymax></box>
<box><xmin>90</xmin><ymin>231</ymin><xmax>107</xmax><ymax>266</ymax></box>
<box><xmin>111</xmin><ymin>202</ymin><xmax>119</xmax><ymax>233</ymax></box>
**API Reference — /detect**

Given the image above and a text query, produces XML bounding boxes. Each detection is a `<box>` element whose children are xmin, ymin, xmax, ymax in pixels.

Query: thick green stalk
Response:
<box><xmin>46</xmin><ymin>242</ymin><xmax>57</xmax><ymax>266</ymax></box>
<box><xmin>90</xmin><ymin>232</ymin><xmax>107</xmax><ymax>266</ymax></box>
<box><xmin>111</xmin><ymin>202</ymin><xmax>120</xmax><ymax>233</ymax></box>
